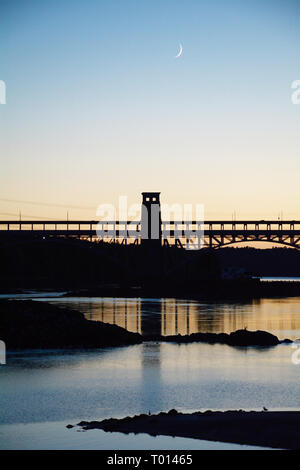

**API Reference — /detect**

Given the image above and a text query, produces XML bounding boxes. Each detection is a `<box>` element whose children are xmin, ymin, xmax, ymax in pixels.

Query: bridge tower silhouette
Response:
<box><xmin>140</xmin><ymin>192</ymin><xmax>163</xmax><ymax>283</ymax></box>
<box><xmin>141</xmin><ymin>192</ymin><xmax>162</xmax><ymax>247</ymax></box>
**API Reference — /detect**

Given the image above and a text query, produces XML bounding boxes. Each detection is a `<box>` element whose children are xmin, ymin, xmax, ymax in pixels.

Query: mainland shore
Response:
<box><xmin>60</xmin><ymin>279</ymin><xmax>300</xmax><ymax>300</ymax></box>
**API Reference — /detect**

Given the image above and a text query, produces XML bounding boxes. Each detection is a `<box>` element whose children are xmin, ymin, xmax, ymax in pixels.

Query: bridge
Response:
<box><xmin>0</xmin><ymin>192</ymin><xmax>299</xmax><ymax>249</ymax></box>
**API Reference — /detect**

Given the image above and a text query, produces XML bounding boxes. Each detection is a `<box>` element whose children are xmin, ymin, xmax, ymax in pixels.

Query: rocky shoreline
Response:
<box><xmin>0</xmin><ymin>300</ymin><xmax>294</xmax><ymax>350</ymax></box>
<box><xmin>71</xmin><ymin>409</ymin><xmax>300</xmax><ymax>450</ymax></box>
<box><xmin>0</xmin><ymin>299</ymin><xmax>142</xmax><ymax>350</ymax></box>
<box><xmin>148</xmin><ymin>328</ymin><xmax>291</xmax><ymax>346</ymax></box>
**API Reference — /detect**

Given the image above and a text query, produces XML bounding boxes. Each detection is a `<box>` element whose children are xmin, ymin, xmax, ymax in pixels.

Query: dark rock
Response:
<box><xmin>228</xmin><ymin>329</ymin><xmax>279</xmax><ymax>346</ymax></box>
<box><xmin>0</xmin><ymin>299</ymin><xmax>142</xmax><ymax>350</ymax></box>
<box><xmin>150</xmin><ymin>329</ymin><xmax>281</xmax><ymax>347</ymax></box>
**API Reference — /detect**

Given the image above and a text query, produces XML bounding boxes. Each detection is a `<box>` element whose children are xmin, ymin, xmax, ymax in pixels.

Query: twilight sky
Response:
<box><xmin>0</xmin><ymin>0</ymin><xmax>299</xmax><ymax>221</ymax></box>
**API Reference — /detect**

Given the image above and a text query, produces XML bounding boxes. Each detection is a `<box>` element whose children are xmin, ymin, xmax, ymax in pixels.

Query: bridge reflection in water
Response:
<box><xmin>46</xmin><ymin>297</ymin><xmax>300</xmax><ymax>340</ymax></box>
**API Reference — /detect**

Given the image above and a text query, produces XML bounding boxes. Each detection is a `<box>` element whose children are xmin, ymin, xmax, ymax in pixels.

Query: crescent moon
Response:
<box><xmin>175</xmin><ymin>43</ymin><xmax>183</xmax><ymax>58</ymax></box>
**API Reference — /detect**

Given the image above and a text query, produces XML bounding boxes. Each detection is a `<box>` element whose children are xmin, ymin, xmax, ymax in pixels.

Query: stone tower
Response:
<box><xmin>141</xmin><ymin>192</ymin><xmax>162</xmax><ymax>247</ymax></box>
<box><xmin>140</xmin><ymin>192</ymin><xmax>162</xmax><ymax>284</ymax></box>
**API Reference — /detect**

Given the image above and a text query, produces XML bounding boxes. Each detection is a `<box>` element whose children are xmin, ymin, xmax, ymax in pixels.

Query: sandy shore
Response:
<box><xmin>73</xmin><ymin>409</ymin><xmax>300</xmax><ymax>450</ymax></box>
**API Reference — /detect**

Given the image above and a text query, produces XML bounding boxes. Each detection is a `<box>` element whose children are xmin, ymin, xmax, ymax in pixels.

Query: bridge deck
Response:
<box><xmin>0</xmin><ymin>220</ymin><xmax>299</xmax><ymax>248</ymax></box>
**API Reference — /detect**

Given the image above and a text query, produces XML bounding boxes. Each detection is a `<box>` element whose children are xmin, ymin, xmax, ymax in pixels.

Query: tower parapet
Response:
<box><xmin>141</xmin><ymin>192</ymin><xmax>162</xmax><ymax>246</ymax></box>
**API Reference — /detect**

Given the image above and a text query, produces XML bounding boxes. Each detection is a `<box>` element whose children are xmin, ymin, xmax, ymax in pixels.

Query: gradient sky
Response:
<box><xmin>0</xmin><ymin>0</ymin><xmax>299</xmax><ymax>221</ymax></box>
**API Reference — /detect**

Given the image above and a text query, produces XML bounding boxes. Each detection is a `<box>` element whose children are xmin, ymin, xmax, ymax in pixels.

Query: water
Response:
<box><xmin>1</xmin><ymin>291</ymin><xmax>300</xmax><ymax>449</ymax></box>
<box><xmin>261</xmin><ymin>277</ymin><xmax>300</xmax><ymax>282</ymax></box>
<box><xmin>1</xmin><ymin>342</ymin><xmax>298</xmax><ymax>449</ymax></box>
<box><xmin>0</xmin><ymin>290</ymin><xmax>67</xmax><ymax>300</ymax></box>
<box><xmin>38</xmin><ymin>295</ymin><xmax>300</xmax><ymax>340</ymax></box>
<box><xmin>0</xmin><ymin>421</ymin><xmax>271</xmax><ymax>450</ymax></box>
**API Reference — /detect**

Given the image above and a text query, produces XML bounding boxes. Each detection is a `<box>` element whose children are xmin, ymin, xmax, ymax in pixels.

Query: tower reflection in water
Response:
<box><xmin>51</xmin><ymin>297</ymin><xmax>300</xmax><ymax>340</ymax></box>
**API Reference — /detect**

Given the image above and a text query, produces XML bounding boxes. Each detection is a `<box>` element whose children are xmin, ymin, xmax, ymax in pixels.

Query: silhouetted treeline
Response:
<box><xmin>216</xmin><ymin>247</ymin><xmax>300</xmax><ymax>277</ymax></box>
<box><xmin>0</xmin><ymin>239</ymin><xmax>132</xmax><ymax>288</ymax></box>
<box><xmin>0</xmin><ymin>238</ymin><xmax>299</xmax><ymax>289</ymax></box>
<box><xmin>0</xmin><ymin>238</ymin><xmax>220</xmax><ymax>288</ymax></box>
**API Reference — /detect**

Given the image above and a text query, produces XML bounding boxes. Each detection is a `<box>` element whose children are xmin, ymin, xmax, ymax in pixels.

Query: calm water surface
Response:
<box><xmin>1</xmin><ymin>292</ymin><xmax>300</xmax><ymax>449</ymax></box>
<box><xmin>40</xmin><ymin>295</ymin><xmax>300</xmax><ymax>340</ymax></box>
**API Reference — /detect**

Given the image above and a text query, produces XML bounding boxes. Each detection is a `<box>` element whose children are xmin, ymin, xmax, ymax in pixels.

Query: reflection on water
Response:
<box><xmin>2</xmin><ymin>342</ymin><xmax>300</xmax><ymax>428</ymax></box>
<box><xmin>2</xmin><ymin>293</ymin><xmax>300</xmax><ymax>449</ymax></box>
<box><xmin>1</xmin><ymin>421</ymin><xmax>269</xmax><ymax>450</ymax></box>
<box><xmin>261</xmin><ymin>277</ymin><xmax>300</xmax><ymax>282</ymax></box>
<box><xmin>41</xmin><ymin>296</ymin><xmax>300</xmax><ymax>340</ymax></box>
